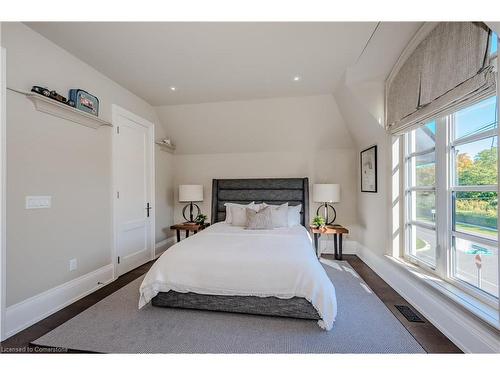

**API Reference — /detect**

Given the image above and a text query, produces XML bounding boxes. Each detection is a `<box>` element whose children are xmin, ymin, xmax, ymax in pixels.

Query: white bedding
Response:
<box><xmin>139</xmin><ymin>222</ymin><xmax>337</xmax><ymax>330</ymax></box>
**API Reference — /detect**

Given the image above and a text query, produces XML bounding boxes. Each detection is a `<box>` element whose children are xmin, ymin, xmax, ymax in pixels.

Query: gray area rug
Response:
<box><xmin>33</xmin><ymin>259</ymin><xmax>425</xmax><ymax>353</ymax></box>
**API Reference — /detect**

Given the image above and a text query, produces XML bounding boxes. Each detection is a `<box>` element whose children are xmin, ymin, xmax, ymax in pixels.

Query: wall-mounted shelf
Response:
<box><xmin>155</xmin><ymin>141</ymin><xmax>176</xmax><ymax>153</ymax></box>
<box><xmin>25</xmin><ymin>92</ymin><xmax>112</xmax><ymax>129</ymax></box>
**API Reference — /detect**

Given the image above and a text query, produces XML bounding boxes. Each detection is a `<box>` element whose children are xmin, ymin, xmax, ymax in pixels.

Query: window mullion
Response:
<box><xmin>451</xmin><ymin>185</ymin><xmax>498</xmax><ymax>192</ymax></box>
<box><xmin>451</xmin><ymin>127</ymin><xmax>498</xmax><ymax>147</ymax></box>
<box><xmin>435</xmin><ymin>115</ymin><xmax>448</xmax><ymax>278</ymax></box>
<box><xmin>406</xmin><ymin>186</ymin><xmax>436</xmax><ymax>192</ymax></box>
<box><xmin>405</xmin><ymin>147</ymin><xmax>436</xmax><ymax>159</ymax></box>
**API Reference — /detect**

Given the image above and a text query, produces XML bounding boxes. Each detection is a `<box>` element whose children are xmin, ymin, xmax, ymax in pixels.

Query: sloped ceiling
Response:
<box><xmin>337</xmin><ymin>22</ymin><xmax>423</xmax><ymax>143</ymax></box>
<box><xmin>26</xmin><ymin>22</ymin><xmax>377</xmax><ymax>106</ymax></box>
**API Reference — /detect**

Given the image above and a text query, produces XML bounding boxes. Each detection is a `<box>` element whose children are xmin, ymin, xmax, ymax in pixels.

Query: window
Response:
<box><xmin>404</xmin><ymin>95</ymin><xmax>499</xmax><ymax>303</ymax></box>
<box><xmin>405</xmin><ymin>122</ymin><xmax>437</xmax><ymax>267</ymax></box>
<box><xmin>450</xmin><ymin>97</ymin><xmax>498</xmax><ymax>298</ymax></box>
<box><xmin>490</xmin><ymin>32</ymin><xmax>498</xmax><ymax>56</ymax></box>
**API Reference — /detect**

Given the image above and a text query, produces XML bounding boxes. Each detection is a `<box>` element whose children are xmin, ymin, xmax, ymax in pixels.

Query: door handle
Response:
<box><xmin>146</xmin><ymin>203</ymin><xmax>151</xmax><ymax>217</ymax></box>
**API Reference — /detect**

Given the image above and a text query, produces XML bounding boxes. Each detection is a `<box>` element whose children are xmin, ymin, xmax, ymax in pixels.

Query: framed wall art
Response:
<box><xmin>360</xmin><ymin>145</ymin><xmax>377</xmax><ymax>193</ymax></box>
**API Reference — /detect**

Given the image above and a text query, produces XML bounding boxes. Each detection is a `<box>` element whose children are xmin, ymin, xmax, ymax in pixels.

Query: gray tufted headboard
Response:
<box><xmin>211</xmin><ymin>178</ymin><xmax>309</xmax><ymax>226</ymax></box>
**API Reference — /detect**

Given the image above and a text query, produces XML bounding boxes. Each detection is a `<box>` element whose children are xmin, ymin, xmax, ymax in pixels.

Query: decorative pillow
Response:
<box><xmin>230</xmin><ymin>204</ymin><xmax>251</xmax><ymax>226</ymax></box>
<box><xmin>262</xmin><ymin>202</ymin><xmax>289</xmax><ymax>228</ymax></box>
<box><xmin>288</xmin><ymin>204</ymin><xmax>302</xmax><ymax>227</ymax></box>
<box><xmin>245</xmin><ymin>207</ymin><xmax>273</xmax><ymax>230</ymax></box>
<box><xmin>224</xmin><ymin>202</ymin><xmax>255</xmax><ymax>223</ymax></box>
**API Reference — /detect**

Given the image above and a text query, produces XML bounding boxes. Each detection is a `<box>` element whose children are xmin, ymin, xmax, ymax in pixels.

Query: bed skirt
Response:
<box><xmin>151</xmin><ymin>291</ymin><xmax>320</xmax><ymax>320</ymax></box>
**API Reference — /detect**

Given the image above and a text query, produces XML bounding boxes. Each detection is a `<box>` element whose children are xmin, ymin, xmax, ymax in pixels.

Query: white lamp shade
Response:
<box><xmin>313</xmin><ymin>184</ymin><xmax>340</xmax><ymax>203</ymax></box>
<box><xmin>179</xmin><ymin>185</ymin><xmax>203</xmax><ymax>202</ymax></box>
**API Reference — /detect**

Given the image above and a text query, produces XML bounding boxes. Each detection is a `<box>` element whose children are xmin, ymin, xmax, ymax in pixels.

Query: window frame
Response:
<box><xmin>447</xmin><ymin>97</ymin><xmax>498</xmax><ymax>305</ymax></box>
<box><xmin>404</xmin><ymin>123</ymin><xmax>438</xmax><ymax>272</ymax></box>
<box><xmin>402</xmin><ymin>94</ymin><xmax>499</xmax><ymax>308</ymax></box>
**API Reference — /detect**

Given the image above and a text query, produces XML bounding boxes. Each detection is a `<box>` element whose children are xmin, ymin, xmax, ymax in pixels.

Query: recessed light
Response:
<box><xmin>170</xmin><ymin>86</ymin><xmax>177</xmax><ymax>91</ymax></box>
<box><xmin>293</xmin><ymin>76</ymin><xmax>301</xmax><ymax>82</ymax></box>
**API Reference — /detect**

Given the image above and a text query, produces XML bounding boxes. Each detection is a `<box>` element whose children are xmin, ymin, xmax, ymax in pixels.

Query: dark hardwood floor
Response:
<box><xmin>340</xmin><ymin>255</ymin><xmax>461</xmax><ymax>353</ymax></box>
<box><xmin>0</xmin><ymin>261</ymin><xmax>155</xmax><ymax>353</ymax></box>
<box><xmin>0</xmin><ymin>255</ymin><xmax>461</xmax><ymax>354</ymax></box>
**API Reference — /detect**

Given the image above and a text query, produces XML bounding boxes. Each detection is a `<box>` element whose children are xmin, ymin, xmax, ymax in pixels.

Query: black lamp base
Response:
<box><xmin>182</xmin><ymin>202</ymin><xmax>201</xmax><ymax>222</ymax></box>
<box><xmin>316</xmin><ymin>203</ymin><xmax>337</xmax><ymax>225</ymax></box>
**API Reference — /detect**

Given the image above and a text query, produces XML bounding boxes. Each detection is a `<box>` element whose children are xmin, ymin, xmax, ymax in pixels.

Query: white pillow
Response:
<box><xmin>287</xmin><ymin>204</ymin><xmax>302</xmax><ymax>227</ymax></box>
<box><xmin>263</xmin><ymin>202</ymin><xmax>289</xmax><ymax>228</ymax></box>
<box><xmin>224</xmin><ymin>202</ymin><xmax>256</xmax><ymax>224</ymax></box>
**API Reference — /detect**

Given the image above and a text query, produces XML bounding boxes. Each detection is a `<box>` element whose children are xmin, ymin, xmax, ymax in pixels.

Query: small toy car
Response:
<box><xmin>31</xmin><ymin>86</ymin><xmax>50</xmax><ymax>97</ymax></box>
<box><xmin>49</xmin><ymin>90</ymin><xmax>68</xmax><ymax>104</ymax></box>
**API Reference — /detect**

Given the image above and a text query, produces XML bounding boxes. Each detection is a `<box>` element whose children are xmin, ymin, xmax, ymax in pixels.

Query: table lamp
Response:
<box><xmin>179</xmin><ymin>185</ymin><xmax>203</xmax><ymax>222</ymax></box>
<box><xmin>312</xmin><ymin>184</ymin><xmax>340</xmax><ymax>225</ymax></box>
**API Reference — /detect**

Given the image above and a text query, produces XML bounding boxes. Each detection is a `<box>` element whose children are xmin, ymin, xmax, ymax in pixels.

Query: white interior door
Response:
<box><xmin>113</xmin><ymin>106</ymin><xmax>154</xmax><ymax>277</ymax></box>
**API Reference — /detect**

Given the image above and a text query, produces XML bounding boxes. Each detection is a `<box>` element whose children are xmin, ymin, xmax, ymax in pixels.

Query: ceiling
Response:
<box><xmin>25</xmin><ymin>22</ymin><xmax>378</xmax><ymax>106</ymax></box>
<box><xmin>346</xmin><ymin>22</ymin><xmax>423</xmax><ymax>83</ymax></box>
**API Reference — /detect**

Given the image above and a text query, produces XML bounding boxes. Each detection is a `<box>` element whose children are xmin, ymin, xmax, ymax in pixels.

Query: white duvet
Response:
<box><xmin>139</xmin><ymin>222</ymin><xmax>337</xmax><ymax>330</ymax></box>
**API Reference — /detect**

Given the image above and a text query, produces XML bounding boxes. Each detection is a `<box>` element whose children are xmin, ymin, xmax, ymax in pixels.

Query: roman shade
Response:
<box><xmin>387</xmin><ymin>22</ymin><xmax>496</xmax><ymax>135</ymax></box>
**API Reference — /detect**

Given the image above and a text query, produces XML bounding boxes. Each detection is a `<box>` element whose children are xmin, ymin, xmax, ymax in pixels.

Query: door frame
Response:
<box><xmin>111</xmin><ymin>104</ymin><xmax>155</xmax><ymax>280</ymax></box>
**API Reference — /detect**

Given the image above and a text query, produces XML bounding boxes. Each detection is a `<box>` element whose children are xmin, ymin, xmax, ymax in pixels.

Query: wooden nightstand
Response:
<box><xmin>170</xmin><ymin>222</ymin><xmax>210</xmax><ymax>242</ymax></box>
<box><xmin>310</xmin><ymin>224</ymin><xmax>349</xmax><ymax>260</ymax></box>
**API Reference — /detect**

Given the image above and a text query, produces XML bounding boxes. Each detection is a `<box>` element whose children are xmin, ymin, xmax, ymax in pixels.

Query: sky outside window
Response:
<box><xmin>491</xmin><ymin>32</ymin><xmax>498</xmax><ymax>55</ymax></box>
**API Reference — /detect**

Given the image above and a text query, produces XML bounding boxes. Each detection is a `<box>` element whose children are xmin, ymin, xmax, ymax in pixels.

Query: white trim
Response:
<box><xmin>405</xmin><ymin>147</ymin><xmax>435</xmax><ymax>159</ymax></box>
<box><xmin>396</xmin><ymin>253</ymin><xmax>498</xmax><ymax>322</ymax></box>
<box><xmin>452</xmin><ymin>230</ymin><xmax>498</xmax><ymax>248</ymax></box>
<box><xmin>154</xmin><ymin>236</ymin><xmax>176</xmax><ymax>259</ymax></box>
<box><xmin>407</xmin><ymin>220</ymin><xmax>436</xmax><ymax>231</ymax></box>
<box><xmin>111</xmin><ymin>105</ymin><xmax>156</xmax><ymax>279</ymax></box>
<box><xmin>317</xmin><ymin>238</ymin><xmax>357</xmax><ymax>256</ymax></box>
<box><xmin>451</xmin><ymin>185</ymin><xmax>498</xmax><ymax>192</ymax></box>
<box><xmin>4</xmin><ymin>264</ymin><xmax>113</xmax><ymax>339</ymax></box>
<box><xmin>405</xmin><ymin>186</ymin><xmax>436</xmax><ymax>191</ymax></box>
<box><xmin>155</xmin><ymin>238</ymin><xmax>169</xmax><ymax>249</ymax></box>
<box><xmin>0</xmin><ymin>46</ymin><xmax>6</xmax><ymax>341</ymax></box>
<box><xmin>355</xmin><ymin>243</ymin><xmax>500</xmax><ymax>353</ymax></box>
<box><xmin>451</xmin><ymin>127</ymin><xmax>497</xmax><ymax>147</ymax></box>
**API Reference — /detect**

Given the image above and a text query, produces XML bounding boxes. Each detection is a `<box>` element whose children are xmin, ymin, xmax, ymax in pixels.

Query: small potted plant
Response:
<box><xmin>195</xmin><ymin>213</ymin><xmax>208</xmax><ymax>225</ymax></box>
<box><xmin>312</xmin><ymin>215</ymin><xmax>326</xmax><ymax>229</ymax></box>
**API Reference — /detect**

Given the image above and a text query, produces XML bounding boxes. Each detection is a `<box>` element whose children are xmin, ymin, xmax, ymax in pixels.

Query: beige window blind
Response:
<box><xmin>387</xmin><ymin>22</ymin><xmax>495</xmax><ymax>135</ymax></box>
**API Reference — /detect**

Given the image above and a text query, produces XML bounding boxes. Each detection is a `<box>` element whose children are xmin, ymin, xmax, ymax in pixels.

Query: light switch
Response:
<box><xmin>25</xmin><ymin>196</ymin><xmax>52</xmax><ymax>209</ymax></box>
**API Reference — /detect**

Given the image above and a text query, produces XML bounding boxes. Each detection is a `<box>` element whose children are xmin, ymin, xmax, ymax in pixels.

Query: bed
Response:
<box><xmin>139</xmin><ymin>178</ymin><xmax>337</xmax><ymax>330</ymax></box>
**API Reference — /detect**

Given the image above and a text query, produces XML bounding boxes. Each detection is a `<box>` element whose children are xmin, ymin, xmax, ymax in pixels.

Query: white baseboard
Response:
<box><xmin>155</xmin><ymin>236</ymin><xmax>175</xmax><ymax>259</ymax></box>
<box><xmin>4</xmin><ymin>263</ymin><xmax>113</xmax><ymax>339</ymax></box>
<box><xmin>318</xmin><ymin>238</ymin><xmax>357</xmax><ymax>255</ymax></box>
<box><xmin>354</xmin><ymin>242</ymin><xmax>500</xmax><ymax>353</ymax></box>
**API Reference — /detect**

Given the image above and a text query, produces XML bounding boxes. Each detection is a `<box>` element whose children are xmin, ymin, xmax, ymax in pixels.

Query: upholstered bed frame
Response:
<box><xmin>211</xmin><ymin>177</ymin><xmax>309</xmax><ymax>226</ymax></box>
<box><xmin>152</xmin><ymin>177</ymin><xmax>319</xmax><ymax>321</ymax></box>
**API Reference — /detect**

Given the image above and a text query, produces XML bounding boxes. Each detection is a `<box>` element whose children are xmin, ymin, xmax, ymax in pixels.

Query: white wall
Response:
<box><xmin>155</xmin><ymin>149</ymin><xmax>174</xmax><ymax>242</ymax></box>
<box><xmin>334</xmin><ymin>78</ymin><xmax>390</xmax><ymax>255</ymax></box>
<box><xmin>2</xmin><ymin>23</ymin><xmax>173</xmax><ymax>306</ymax></box>
<box><xmin>172</xmin><ymin>149</ymin><xmax>357</xmax><ymax>228</ymax></box>
<box><xmin>155</xmin><ymin>95</ymin><xmax>359</xmax><ymax>236</ymax></box>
